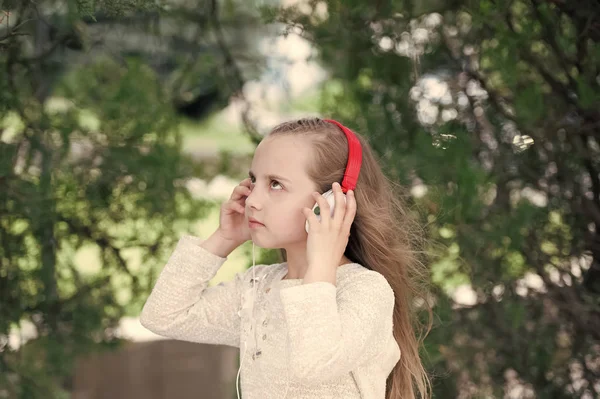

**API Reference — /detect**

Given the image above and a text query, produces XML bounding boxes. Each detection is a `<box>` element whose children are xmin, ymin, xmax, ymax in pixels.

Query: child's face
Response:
<box><xmin>246</xmin><ymin>135</ymin><xmax>319</xmax><ymax>249</ymax></box>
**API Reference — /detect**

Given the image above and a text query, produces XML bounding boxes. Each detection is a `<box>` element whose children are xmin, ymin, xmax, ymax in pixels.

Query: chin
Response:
<box><xmin>250</xmin><ymin>234</ymin><xmax>290</xmax><ymax>250</ymax></box>
<box><xmin>250</xmin><ymin>234</ymin><xmax>270</xmax><ymax>249</ymax></box>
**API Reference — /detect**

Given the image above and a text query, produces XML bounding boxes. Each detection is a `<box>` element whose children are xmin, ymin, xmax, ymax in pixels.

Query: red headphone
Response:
<box><xmin>305</xmin><ymin>119</ymin><xmax>363</xmax><ymax>233</ymax></box>
<box><xmin>324</xmin><ymin>119</ymin><xmax>363</xmax><ymax>193</ymax></box>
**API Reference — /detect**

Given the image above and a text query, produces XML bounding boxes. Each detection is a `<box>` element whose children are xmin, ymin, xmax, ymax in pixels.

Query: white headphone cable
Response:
<box><xmin>237</xmin><ymin>242</ymin><xmax>291</xmax><ymax>399</ymax></box>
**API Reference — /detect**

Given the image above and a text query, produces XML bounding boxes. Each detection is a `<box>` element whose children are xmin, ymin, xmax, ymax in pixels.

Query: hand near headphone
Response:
<box><xmin>302</xmin><ymin>182</ymin><xmax>357</xmax><ymax>272</ymax></box>
<box><xmin>217</xmin><ymin>177</ymin><xmax>252</xmax><ymax>247</ymax></box>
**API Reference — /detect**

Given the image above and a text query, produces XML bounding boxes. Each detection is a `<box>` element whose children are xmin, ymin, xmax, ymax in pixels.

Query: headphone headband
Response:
<box><xmin>324</xmin><ymin>119</ymin><xmax>363</xmax><ymax>193</ymax></box>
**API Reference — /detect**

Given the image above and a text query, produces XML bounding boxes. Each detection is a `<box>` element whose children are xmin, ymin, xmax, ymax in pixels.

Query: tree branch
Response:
<box><xmin>209</xmin><ymin>0</ymin><xmax>262</xmax><ymax>145</ymax></box>
<box><xmin>528</xmin><ymin>0</ymin><xmax>578</xmax><ymax>91</ymax></box>
<box><xmin>501</xmin><ymin>13</ymin><xmax>576</xmax><ymax>107</ymax></box>
<box><xmin>57</xmin><ymin>216</ymin><xmax>140</xmax><ymax>294</ymax></box>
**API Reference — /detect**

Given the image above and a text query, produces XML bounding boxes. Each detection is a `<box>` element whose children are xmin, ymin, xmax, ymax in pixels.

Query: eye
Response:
<box><xmin>270</xmin><ymin>180</ymin><xmax>283</xmax><ymax>190</ymax></box>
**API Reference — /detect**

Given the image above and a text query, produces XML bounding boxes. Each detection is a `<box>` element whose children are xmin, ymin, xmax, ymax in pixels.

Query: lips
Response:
<box><xmin>248</xmin><ymin>217</ymin><xmax>264</xmax><ymax>226</ymax></box>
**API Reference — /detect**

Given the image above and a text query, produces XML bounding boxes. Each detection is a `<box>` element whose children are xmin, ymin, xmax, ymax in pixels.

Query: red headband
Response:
<box><xmin>324</xmin><ymin>119</ymin><xmax>363</xmax><ymax>193</ymax></box>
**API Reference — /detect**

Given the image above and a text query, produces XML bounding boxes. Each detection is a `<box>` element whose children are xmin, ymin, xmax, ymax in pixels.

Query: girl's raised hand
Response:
<box><xmin>217</xmin><ymin>177</ymin><xmax>252</xmax><ymax>246</ymax></box>
<box><xmin>302</xmin><ymin>182</ymin><xmax>357</xmax><ymax>269</ymax></box>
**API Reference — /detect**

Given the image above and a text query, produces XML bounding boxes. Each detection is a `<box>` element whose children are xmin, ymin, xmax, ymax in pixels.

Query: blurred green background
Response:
<box><xmin>1</xmin><ymin>0</ymin><xmax>599</xmax><ymax>398</ymax></box>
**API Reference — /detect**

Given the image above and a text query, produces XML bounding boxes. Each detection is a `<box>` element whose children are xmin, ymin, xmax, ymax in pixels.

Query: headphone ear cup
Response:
<box><xmin>305</xmin><ymin>190</ymin><xmax>347</xmax><ymax>233</ymax></box>
<box><xmin>322</xmin><ymin>190</ymin><xmax>337</xmax><ymax>217</ymax></box>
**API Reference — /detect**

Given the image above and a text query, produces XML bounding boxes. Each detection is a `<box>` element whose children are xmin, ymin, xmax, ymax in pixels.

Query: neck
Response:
<box><xmin>282</xmin><ymin>243</ymin><xmax>352</xmax><ymax>280</ymax></box>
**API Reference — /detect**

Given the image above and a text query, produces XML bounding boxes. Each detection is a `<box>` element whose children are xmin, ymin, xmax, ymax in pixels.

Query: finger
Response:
<box><xmin>224</xmin><ymin>199</ymin><xmax>245</xmax><ymax>214</ymax></box>
<box><xmin>332</xmin><ymin>182</ymin><xmax>346</xmax><ymax>225</ymax></box>
<box><xmin>313</xmin><ymin>192</ymin><xmax>330</xmax><ymax>228</ymax></box>
<box><xmin>302</xmin><ymin>207</ymin><xmax>319</xmax><ymax>231</ymax></box>
<box><xmin>223</xmin><ymin>201</ymin><xmax>246</xmax><ymax>215</ymax></box>
<box><xmin>342</xmin><ymin>189</ymin><xmax>356</xmax><ymax>232</ymax></box>
<box><xmin>239</xmin><ymin>177</ymin><xmax>252</xmax><ymax>187</ymax></box>
<box><xmin>230</xmin><ymin>184</ymin><xmax>252</xmax><ymax>201</ymax></box>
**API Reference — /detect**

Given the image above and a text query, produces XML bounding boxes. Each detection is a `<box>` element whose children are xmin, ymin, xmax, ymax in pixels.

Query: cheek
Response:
<box><xmin>281</xmin><ymin>205</ymin><xmax>304</xmax><ymax>225</ymax></box>
<box><xmin>275</xmin><ymin>200</ymin><xmax>310</xmax><ymax>228</ymax></box>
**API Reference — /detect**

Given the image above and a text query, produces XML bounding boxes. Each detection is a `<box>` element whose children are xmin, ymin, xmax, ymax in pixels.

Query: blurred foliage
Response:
<box><xmin>0</xmin><ymin>0</ymin><xmax>271</xmax><ymax>397</ymax></box>
<box><xmin>265</xmin><ymin>0</ymin><xmax>600</xmax><ymax>397</ymax></box>
<box><xmin>2</xmin><ymin>0</ymin><xmax>600</xmax><ymax>397</ymax></box>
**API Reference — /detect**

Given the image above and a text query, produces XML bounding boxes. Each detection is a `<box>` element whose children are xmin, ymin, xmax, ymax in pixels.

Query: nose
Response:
<box><xmin>245</xmin><ymin>184</ymin><xmax>262</xmax><ymax>211</ymax></box>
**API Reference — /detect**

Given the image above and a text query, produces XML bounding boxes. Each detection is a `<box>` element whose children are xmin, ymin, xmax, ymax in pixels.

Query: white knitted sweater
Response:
<box><xmin>140</xmin><ymin>235</ymin><xmax>400</xmax><ymax>399</ymax></box>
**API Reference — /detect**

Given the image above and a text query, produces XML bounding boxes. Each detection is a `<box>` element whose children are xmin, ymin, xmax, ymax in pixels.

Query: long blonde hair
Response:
<box><xmin>268</xmin><ymin>117</ymin><xmax>432</xmax><ymax>399</ymax></box>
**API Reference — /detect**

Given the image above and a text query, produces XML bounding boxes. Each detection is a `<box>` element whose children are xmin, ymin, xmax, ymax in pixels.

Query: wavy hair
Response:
<box><xmin>267</xmin><ymin>117</ymin><xmax>432</xmax><ymax>399</ymax></box>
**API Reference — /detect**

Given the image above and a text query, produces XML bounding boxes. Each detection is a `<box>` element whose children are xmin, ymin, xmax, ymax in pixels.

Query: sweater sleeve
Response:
<box><xmin>140</xmin><ymin>235</ymin><xmax>245</xmax><ymax>348</ymax></box>
<box><xmin>279</xmin><ymin>271</ymin><xmax>395</xmax><ymax>383</ymax></box>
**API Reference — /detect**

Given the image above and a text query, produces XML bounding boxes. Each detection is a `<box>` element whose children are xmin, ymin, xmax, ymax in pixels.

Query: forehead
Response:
<box><xmin>251</xmin><ymin>135</ymin><xmax>313</xmax><ymax>181</ymax></box>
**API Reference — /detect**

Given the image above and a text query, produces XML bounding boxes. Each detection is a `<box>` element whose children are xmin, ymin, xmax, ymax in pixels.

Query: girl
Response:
<box><xmin>140</xmin><ymin>118</ymin><xmax>432</xmax><ymax>399</ymax></box>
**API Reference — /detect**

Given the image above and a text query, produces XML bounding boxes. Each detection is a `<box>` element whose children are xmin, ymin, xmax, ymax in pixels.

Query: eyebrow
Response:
<box><xmin>248</xmin><ymin>170</ymin><xmax>291</xmax><ymax>183</ymax></box>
